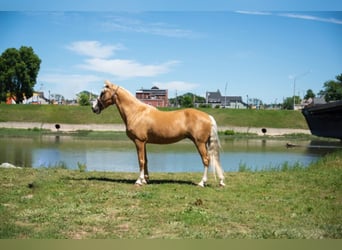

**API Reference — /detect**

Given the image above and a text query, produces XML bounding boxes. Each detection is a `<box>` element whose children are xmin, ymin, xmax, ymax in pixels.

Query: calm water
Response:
<box><xmin>0</xmin><ymin>136</ymin><xmax>339</xmax><ymax>172</ymax></box>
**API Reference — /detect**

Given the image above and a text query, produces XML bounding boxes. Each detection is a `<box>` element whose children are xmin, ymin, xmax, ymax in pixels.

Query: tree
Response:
<box><xmin>77</xmin><ymin>91</ymin><xmax>97</xmax><ymax>106</ymax></box>
<box><xmin>282</xmin><ymin>96</ymin><xmax>301</xmax><ymax>110</ymax></box>
<box><xmin>78</xmin><ymin>92</ymin><xmax>91</xmax><ymax>106</ymax></box>
<box><xmin>318</xmin><ymin>74</ymin><xmax>342</xmax><ymax>102</ymax></box>
<box><xmin>0</xmin><ymin>46</ymin><xmax>41</xmax><ymax>103</ymax></box>
<box><xmin>169</xmin><ymin>92</ymin><xmax>206</xmax><ymax>107</ymax></box>
<box><xmin>304</xmin><ymin>89</ymin><xmax>315</xmax><ymax>100</ymax></box>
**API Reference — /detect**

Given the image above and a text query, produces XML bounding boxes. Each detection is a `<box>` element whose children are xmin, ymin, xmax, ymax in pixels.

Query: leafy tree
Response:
<box><xmin>182</xmin><ymin>95</ymin><xmax>194</xmax><ymax>107</ymax></box>
<box><xmin>318</xmin><ymin>74</ymin><xmax>342</xmax><ymax>102</ymax></box>
<box><xmin>78</xmin><ymin>92</ymin><xmax>91</xmax><ymax>106</ymax></box>
<box><xmin>77</xmin><ymin>91</ymin><xmax>97</xmax><ymax>106</ymax></box>
<box><xmin>282</xmin><ymin>96</ymin><xmax>301</xmax><ymax>110</ymax></box>
<box><xmin>304</xmin><ymin>89</ymin><xmax>315</xmax><ymax>100</ymax></box>
<box><xmin>169</xmin><ymin>92</ymin><xmax>206</xmax><ymax>107</ymax></box>
<box><xmin>0</xmin><ymin>46</ymin><xmax>41</xmax><ymax>103</ymax></box>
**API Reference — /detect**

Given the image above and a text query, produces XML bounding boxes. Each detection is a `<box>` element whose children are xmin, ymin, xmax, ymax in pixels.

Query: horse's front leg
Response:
<box><xmin>144</xmin><ymin>147</ymin><xmax>149</xmax><ymax>182</ymax></box>
<box><xmin>198</xmin><ymin>166</ymin><xmax>208</xmax><ymax>187</ymax></box>
<box><xmin>134</xmin><ymin>140</ymin><xmax>147</xmax><ymax>186</ymax></box>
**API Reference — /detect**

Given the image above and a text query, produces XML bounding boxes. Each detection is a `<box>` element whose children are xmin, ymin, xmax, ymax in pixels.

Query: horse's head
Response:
<box><xmin>92</xmin><ymin>81</ymin><xmax>118</xmax><ymax>114</ymax></box>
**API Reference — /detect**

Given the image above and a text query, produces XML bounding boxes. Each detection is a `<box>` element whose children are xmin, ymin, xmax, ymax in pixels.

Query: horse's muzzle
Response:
<box><xmin>91</xmin><ymin>106</ymin><xmax>100</xmax><ymax>114</ymax></box>
<box><xmin>91</xmin><ymin>100</ymin><xmax>102</xmax><ymax>114</ymax></box>
<box><xmin>92</xmin><ymin>106</ymin><xmax>102</xmax><ymax>114</ymax></box>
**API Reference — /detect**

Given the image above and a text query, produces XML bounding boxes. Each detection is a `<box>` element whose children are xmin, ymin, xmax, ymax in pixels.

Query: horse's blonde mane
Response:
<box><xmin>105</xmin><ymin>80</ymin><xmax>157</xmax><ymax>110</ymax></box>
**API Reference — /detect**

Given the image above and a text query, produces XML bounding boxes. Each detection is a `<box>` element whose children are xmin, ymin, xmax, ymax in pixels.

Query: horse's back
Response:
<box><xmin>154</xmin><ymin>108</ymin><xmax>211</xmax><ymax>125</ymax></box>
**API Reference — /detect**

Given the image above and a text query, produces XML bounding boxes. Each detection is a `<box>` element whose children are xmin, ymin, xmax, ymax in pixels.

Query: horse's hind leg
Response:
<box><xmin>196</xmin><ymin>142</ymin><xmax>210</xmax><ymax>187</ymax></box>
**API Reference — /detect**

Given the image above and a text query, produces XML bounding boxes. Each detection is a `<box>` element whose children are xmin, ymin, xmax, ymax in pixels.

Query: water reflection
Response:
<box><xmin>0</xmin><ymin>136</ymin><xmax>340</xmax><ymax>172</ymax></box>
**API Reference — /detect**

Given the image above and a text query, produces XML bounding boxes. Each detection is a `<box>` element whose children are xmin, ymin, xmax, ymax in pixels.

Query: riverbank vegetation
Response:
<box><xmin>0</xmin><ymin>150</ymin><xmax>341</xmax><ymax>239</ymax></box>
<box><xmin>0</xmin><ymin>104</ymin><xmax>308</xmax><ymax>129</ymax></box>
<box><xmin>0</xmin><ymin>127</ymin><xmax>321</xmax><ymax>143</ymax></box>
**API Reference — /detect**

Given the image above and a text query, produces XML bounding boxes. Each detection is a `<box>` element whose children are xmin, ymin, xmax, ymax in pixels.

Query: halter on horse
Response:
<box><xmin>92</xmin><ymin>80</ymin><xmax>225</xmax><ymax>187</ymax></box>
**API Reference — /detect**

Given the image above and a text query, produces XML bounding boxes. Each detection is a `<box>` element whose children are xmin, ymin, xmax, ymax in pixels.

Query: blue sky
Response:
<box><xmin>1</xmin><ymin>3</ymin><xmax>341</xmax><ymax>103</ymax></box>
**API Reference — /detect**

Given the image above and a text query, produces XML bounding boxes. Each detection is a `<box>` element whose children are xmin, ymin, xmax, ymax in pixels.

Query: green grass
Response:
<box><xmin>204</xmin><ymin>108</ymin><xmax>308</xmax><ymax>129</ymax></box>
<box><xmin>0</xmin><ymin>104</ymin><xmax>122</xmax><ymax>124</ymax></box>
<box><xmin>0</xmin><ymin>104</ymin><xmax>309</xmax><ymax>129</ymax></box>
<box><xmin>1</xmin><ymin>150</ymin><xmax>341</xmax><ymax>239</ymax></box>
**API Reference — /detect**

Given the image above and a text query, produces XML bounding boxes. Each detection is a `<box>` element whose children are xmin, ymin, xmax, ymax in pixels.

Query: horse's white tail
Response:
<box><xmin>208</xmin><ymin>115</ymin><xmax>225</xmax><ymax>186</ymax></box>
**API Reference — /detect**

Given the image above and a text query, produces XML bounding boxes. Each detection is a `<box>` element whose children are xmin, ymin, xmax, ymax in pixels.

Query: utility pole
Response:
<box><xmin>175</xmin><ymin>90</ymin><xmax>178</xmax><ymax>107</ymax></box>
<box><xmin>292</xmin><ymin>70</ymin><xmax>311</xmax><ymax>110</ymax></box>
<box><xmin>224</xmin><ymin>82</ymin><xmax>228</xmax><ymax>108</ymax></box>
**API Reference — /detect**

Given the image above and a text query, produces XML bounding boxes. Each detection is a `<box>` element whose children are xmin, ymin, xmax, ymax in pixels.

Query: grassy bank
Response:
<box><xmin>0</xmin><ymin>127</ymin><xmax>131</xmax><ymax>140</ymax></box>
<box><xmin>0</xmin><ymin>104</ymin><xmax>308</xmax><ymax>129</ymax></box>
<box><xmin>1</xmin><ymin>151</ymin><xmax>341</xmax><ymax>239</ymax></box>
<box><xmin>0</xmin><ymin>127</ymin><xmax>318</xmax><ymax>141</ymax></box>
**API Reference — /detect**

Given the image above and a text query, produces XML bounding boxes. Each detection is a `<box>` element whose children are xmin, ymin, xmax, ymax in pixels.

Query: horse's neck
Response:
<box><xmin>114</xmin><ymin>87</ymin><xmax>147</xmax><ymax>125</ymax></box>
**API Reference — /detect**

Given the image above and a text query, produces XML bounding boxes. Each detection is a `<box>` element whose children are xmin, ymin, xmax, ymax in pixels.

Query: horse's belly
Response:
<box><xmin>146</xmin><ymin>128</ymin><xmax>187</xmax><ymax>144</ymax></box>
<box><xmin>147</xmin><ymin>134</ymin><xmax>186</xmax><ymax>144</ymax></box>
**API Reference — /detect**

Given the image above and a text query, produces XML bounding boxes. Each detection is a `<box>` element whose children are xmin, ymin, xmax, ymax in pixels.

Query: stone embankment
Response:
<box><xmin>0</xmin><ymin>122</ymin><xmax>310</xmax><ymax>136</ymax></box>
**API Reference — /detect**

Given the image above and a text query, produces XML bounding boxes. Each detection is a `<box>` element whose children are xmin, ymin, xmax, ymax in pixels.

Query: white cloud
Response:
<box><xmin>236</xmin><ymin>11</ymin><xmax>342</xmax><ymax>25</ymax></box>
<box><xmin>66</xmin><ymin>41</ymin><xmax>125</xmax><ymax>58</ymax></box>
<box><xmin>79</xmin><ymin>58</ymin><xmax>180</xmax><ymax>79</ymax></box>
<box><xmin>102</xmin><ymin>16</ymin><xmax>201</xmax><ymax>38</ymax></box>
<box><xmin>38</xmin><ymin>73</ymin><xmax>103</xmax><ymax>99</ymax></box>
<box><xmin>235</xmin><ymin>11</ymin><xmax>271</xmax><ymax>16</ymax></box>
<box><xmin>152</xmin><ymin>81</ymin><xmax>199</xmax><ymax>93</ymax></box>
<box><xmin>66</xmin><ymin>40</ymin><xmax>180</xmax><ymax>79</ymax></box>
<box><xmin>40</xmin><ymin>73</ymin><xmax>102</xmax><ymax>85</ymax></box>
<box><xmin>279</xmin><ymin>13</ymin><xmax>342</xmax><ymax>25</ymax></box>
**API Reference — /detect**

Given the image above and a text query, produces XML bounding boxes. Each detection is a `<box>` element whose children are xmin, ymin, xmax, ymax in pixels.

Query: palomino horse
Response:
<box><xmin>92</xmin><ymin>81</ymin><xmax>225</xmax><ymax>187</ymax></box>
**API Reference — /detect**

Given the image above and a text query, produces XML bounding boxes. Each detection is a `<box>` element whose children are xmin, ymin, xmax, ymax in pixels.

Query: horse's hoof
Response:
<box><xmin>197</xmin><ymin>182</ymin><xmax>206</xmax><ymax>187</ymax></box>
<box><xmin>135</xmin><ymin>180</ymin><xmax>144</xmax><ymax>186</ymax></box>
<box><xmin>219</xmin><ymin>182</ymin><xmax>226</xmax><ymax>187</ymax></box>
<box><xmin>135</xmin><ymin>178</ymin><xmax>147</xmax><ymax>186</ymax></box>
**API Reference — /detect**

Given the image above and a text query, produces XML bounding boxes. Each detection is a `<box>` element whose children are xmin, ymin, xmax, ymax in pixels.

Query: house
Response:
<box><xmin>206</xmin><ymin>90</ymin><xmax>247</xmax><ymax>109</ymax></box>
<box><xmin>136</xmin><ymin>86</ymin><xmax>169</xmax><ymax>107</ymax></box>
<box><xmin>24</xmin><ymin>92</ymin><xmax>49</xmax><ymax>104</ymax></box>
<box><xmin>6</xmin><ymin>96</ymin><xmax>16</xmax><ymax>104</ymax></box>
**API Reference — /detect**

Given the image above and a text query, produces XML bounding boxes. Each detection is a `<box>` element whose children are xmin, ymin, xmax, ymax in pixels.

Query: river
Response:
<box><xmin>0</xmin><ymin>136</ymin><xmax>340</xmax><ymax>172</ymax></box>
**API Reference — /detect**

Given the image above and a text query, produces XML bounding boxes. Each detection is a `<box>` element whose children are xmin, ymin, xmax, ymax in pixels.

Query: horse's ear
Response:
<box><xmin>104</xmin><ymin>80</ymin><xmax>111</xmax><ymax>89</ymax></box>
